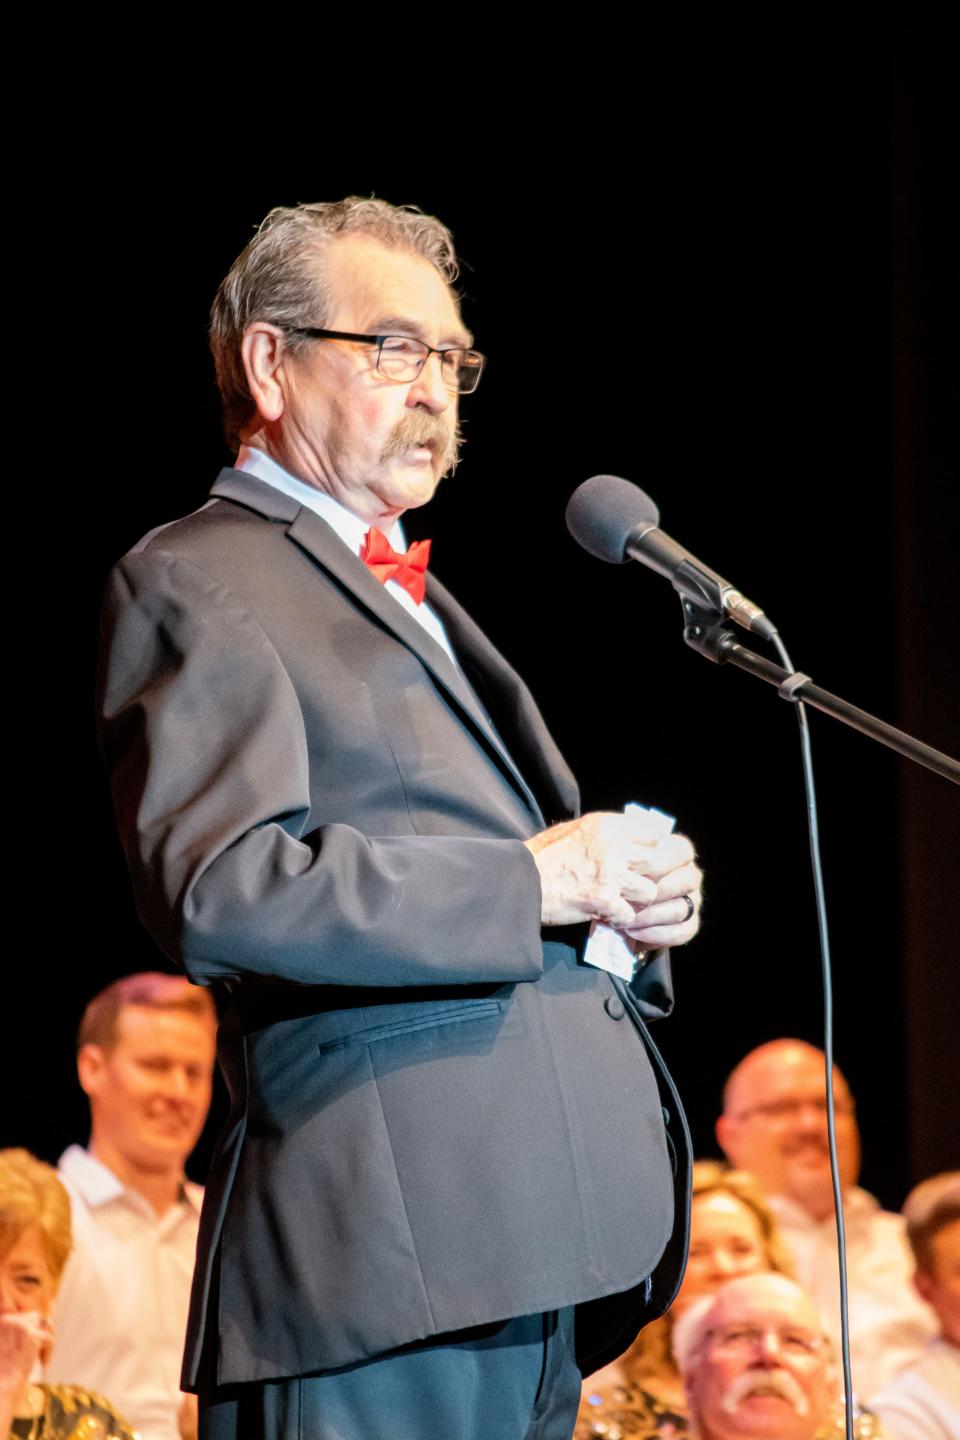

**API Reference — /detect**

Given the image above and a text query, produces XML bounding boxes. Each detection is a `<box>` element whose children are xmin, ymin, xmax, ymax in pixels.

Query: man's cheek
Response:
<box><xmin>358</xmin><ymin>395</ymin><xmax>395</xmax><ymax>435</ymax></box>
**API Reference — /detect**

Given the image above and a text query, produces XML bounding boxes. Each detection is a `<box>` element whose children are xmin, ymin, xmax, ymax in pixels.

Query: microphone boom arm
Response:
<box><xmin>680</xmin><ymin>597</ymin><xmax>959</xmax><ymax>784</ymax></box>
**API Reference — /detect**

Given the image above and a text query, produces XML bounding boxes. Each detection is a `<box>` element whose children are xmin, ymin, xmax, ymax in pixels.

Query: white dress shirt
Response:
<box><xmin>47</xmin><ymin>1146</ymin><xmax>203</xmax><ymax>1440</ymax></box>
<box><xmin>770</xmin><ymin>1188</ymin><xmax>939</xmax><ymax>1399</ymax></box>
<box><xmin>235</xmin><ymin>445</ymin><xmax>458</xmax><ymax>664</ymax></box>
<box><xmin>869</xmin><ymin>1338</ymin><xmax>960</xmax><ymax>1440</ymax></box>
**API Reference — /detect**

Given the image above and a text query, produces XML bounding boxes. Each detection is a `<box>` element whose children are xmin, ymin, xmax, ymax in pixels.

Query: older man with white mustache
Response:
<box><xmin>675</xmin><ymin>1273</ymin><xmax>890</xmax><ymax>1440</ymax></box>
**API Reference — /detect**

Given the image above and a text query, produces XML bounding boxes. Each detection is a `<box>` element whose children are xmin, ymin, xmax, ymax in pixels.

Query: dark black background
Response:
<box><xmin>6</xmin><ymin>22</ymin><xmax>957</xmax><ymax>1212</ymax></box>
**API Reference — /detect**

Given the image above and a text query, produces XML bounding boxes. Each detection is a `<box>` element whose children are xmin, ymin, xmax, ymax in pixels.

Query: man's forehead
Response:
<box><xmin>714</xmin><ymin>1280</ymin><xmax>820</xmax><ymax>1331</ymax></box>
<box><xmin>324</xmin><ymin>234</ymin><xmax>470</xmax><ymax>346</ymax></box>
<box><xmin>115</xmin><ymin>1004</ymin><xmax>214</xmax><ymax>1048</ymax></box>
<box><xmin>932</xmin><ymin>1218</ymin><xmax>960</xmax><ymax>1264</ymax></box>
<box><xmin>732</xmin><ymin>1044</ymin><xmax>851</xmax><ymax>1106</ymax></box>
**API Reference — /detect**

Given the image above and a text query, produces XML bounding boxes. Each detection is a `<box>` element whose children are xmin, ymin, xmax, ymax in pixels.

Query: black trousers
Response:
<box><xmin>198</xmin><ymin>1309</ymin><xmax>580</xmax><ymax>1440</ymax></box>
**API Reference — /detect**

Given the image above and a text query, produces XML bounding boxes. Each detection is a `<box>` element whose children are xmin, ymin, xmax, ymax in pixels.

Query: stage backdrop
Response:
<box><xmin>7</xmin><ymin>27</ymin><xmax>956</xmax><ymax>1210</ymax></box>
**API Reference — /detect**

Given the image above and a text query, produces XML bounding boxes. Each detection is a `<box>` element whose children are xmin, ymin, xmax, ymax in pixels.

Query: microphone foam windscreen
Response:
<box><xmin>565</xmin><ymin>475</ymin><xmax>660</xmax><ymax>564</ymax></box>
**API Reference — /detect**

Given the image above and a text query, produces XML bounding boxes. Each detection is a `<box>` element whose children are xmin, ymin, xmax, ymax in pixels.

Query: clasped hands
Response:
<box><xmin>523</xmin><ymin>810</ymin><xmax>702</xmax><ymax>950</ymax></box>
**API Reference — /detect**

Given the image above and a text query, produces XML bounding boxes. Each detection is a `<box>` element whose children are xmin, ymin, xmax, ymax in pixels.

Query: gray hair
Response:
<box><xmin>673</xmin><ymin>1295</ymin><xmax>715</xmax><ymax>1375</ymax></box>
<box><xmin>673</xmin><ymin>1274</ymin><xmax>833</xmax><ymax>1378</ymax></box>
<box><xmin>210</xmin><ymin>197</ymin><xmax>461</xmax><ymax>451</ymax></box>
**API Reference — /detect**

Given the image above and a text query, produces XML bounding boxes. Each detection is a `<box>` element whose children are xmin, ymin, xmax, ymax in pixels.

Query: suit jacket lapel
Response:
<box><xmin>427</xmin><ymin>576</ymin><xmax>579</xmax><ymax>824</ymax></box>
<box><xmin>209</xmin><ymin>469</ymin><xmax>557</xmax><ymax>823</ymax></box>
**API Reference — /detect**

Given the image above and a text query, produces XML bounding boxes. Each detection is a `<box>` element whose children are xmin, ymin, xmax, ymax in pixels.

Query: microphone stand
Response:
<box><xmin>680</xmin><ymin>588</ymin><xmax>955</xmax><ymax>1437</ymax></box>
<box><xmin>680</xmin><ymin>597</ymin><xmax>959</xmax><ymax>783</ymax></box>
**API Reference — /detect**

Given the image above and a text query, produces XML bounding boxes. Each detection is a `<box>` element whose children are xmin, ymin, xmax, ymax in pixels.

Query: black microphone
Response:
<box><xmin>565</xmin><ymin>474</ymin><xmax>778</xmax><ymax>641</ymax></box>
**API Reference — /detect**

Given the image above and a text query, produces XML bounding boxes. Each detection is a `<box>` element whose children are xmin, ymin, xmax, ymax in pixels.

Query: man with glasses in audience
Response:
<box><xmin>674</xmin><ymin>1273</ymin><xmax>888</xmax><ymax>1440</ymax></box>
<box><xmin>716</xmin><ymin>1039</ymin><xmax>936</xmax><ymax>1398</ymax></box>
<box><xmin>97</xmin><ymin>198</ymin><xmax>704</xmax><ymax>1440</ymax></box>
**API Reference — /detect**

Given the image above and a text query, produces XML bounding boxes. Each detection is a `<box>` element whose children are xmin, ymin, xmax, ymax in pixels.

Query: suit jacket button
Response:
<box><xmin>604</xmin><ymin>995</ymin><xmax>625</xmax><ymax>1020</ymax></box>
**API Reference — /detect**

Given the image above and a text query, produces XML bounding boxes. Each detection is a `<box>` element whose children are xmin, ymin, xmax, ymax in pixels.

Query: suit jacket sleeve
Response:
<box><xmin>627</xmin><ymin>951</ymin><xmax>676</xmax><ymax>1021</ymax></box>
<box><xmin>97</xmin><ymin>548</ymin><xmax>546</xmax><ymax>990</ymax></box>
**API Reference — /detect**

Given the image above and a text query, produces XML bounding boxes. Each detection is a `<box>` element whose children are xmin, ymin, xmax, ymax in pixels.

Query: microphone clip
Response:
<box><xmin>680</xmin><ymin>596</ymin><xmax>740</xmax><ymax>665</ymax></box>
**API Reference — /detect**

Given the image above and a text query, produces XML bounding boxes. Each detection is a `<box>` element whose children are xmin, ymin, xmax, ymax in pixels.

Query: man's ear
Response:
<box><xmin>77</xmin><ymin>1043</ymin><xmax>107</xmax><ymax>1100</ymax></box>
<box><xmin>715</xmin><ymin>1113</ymin><xmax>734</xmax><ymax>1160</ymax></box>
<box><xmin>914</xmin><ymin>1267</ymin><xmax>936</xmax><ymax>1307</ymax></box>
<box><xmin>241</xmin><ymin>323</ymin><xmax>289</xmax><ymax>425</ymax></box>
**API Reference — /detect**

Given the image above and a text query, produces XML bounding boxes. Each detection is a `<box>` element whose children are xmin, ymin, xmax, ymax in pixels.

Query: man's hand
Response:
<box><xmin>523</xmin><ymin>811</ymin><xmax>701</xmax><ymax>946</ymax></box>
<box><xmin>620</xmin><ymin>830</ymin><xmax>702</xmax><ymax>948</ymax></box>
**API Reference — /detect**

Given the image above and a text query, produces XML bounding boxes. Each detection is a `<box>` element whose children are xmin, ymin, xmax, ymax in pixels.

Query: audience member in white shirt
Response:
<box><xmin>869</xmin><ymin>1172</ymin><xmax>960</xmax><ymax>1439</ymax></box>
<box><xmin>45</xmin><ymin>972</ymin><xmax>217</xmax><ymax>1440</ymax></box>
<box><xmin>716</xmin><ymin>1038</ymin><xmax>937</xmax><ymax>1398</ymax></box>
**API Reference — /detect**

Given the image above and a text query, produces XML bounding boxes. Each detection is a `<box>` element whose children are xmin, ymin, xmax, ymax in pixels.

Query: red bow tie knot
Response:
<box><xmin>360</xmin><ymin>528</ymin><xmax>432</xmax><ymax>605</ymax></box>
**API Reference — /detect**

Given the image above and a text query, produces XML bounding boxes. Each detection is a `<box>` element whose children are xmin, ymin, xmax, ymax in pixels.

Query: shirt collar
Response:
<box><xmin>58</xmin><ymin>1145</ymin><xmax>201</xmax><ymax>1214</ymax></box>
<box><xmin>768</xmin><ymin>1185</ymin><xmax>878</xmax><ymax>1229</ymax></box>
<box><xmin>59</xmin><ymin>1145</ymin><xmax>126</xmax><ymax>1206</ymax></box>
<box><xmin>235</xmin><ymin>445</ymin><xmax>406</xmax><ymax>554</ymax></box>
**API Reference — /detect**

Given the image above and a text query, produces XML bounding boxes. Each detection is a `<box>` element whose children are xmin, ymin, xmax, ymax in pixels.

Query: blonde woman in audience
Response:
<box><xmin>0</xmin><ymin>1149</ymin><xmax>134</xmax><ymax>1440</ymax></box>
<box><xmin>576</xmin><ymin>1161</ymin><xmax>794</xmax><ymax>1438</ymax></box>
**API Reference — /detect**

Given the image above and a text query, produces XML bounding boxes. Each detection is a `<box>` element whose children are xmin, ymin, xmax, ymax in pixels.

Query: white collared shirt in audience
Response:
<box><xmin>46</xmin><ymin>1145</ymin><xmax>202</xmax><ymax>1440</ymax></box>
<box><xmin>869</xmin><ymin>1338</ymin><xmax>960</xmax><ymax>1439</ymax></box>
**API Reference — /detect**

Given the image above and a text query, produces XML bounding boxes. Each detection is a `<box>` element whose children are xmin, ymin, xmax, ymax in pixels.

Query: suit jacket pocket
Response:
<box><xmin>317</xmin><ymin>998</ymin><xmax>504</xmax><ymax>1053</ymax></box>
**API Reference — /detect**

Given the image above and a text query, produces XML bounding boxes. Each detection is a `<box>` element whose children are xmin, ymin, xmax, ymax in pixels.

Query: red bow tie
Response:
<box><xmin>360</xmin><ymin>527</ymin><xmax>432</xmax><ymax>606</ymax></box>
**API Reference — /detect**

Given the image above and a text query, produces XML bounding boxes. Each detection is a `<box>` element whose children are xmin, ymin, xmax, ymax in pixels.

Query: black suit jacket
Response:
<box><xmin>97</xmin><ymin>468</ymin><xmax>692</xmax><ymax>1388</ymax></box>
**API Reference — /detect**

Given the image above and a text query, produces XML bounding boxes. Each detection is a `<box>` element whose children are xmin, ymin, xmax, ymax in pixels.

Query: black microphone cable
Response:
<box><xmin>772</xmin><ymin>630</ymin><xmax>855</xmax><ymax>1439</ymax></box>
<box><xmin>565</xmin><ymin>475</ymin><xmax>857</xmax><ymax>1430</ymax></box>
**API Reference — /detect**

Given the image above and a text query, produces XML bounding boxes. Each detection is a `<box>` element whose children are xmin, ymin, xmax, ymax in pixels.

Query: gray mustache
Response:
<box><xmin>721</xmin><ymin>1367</ymin><xmax>810</xmax><ymax>1417</ymax></box>
<box><xmin>379</xmin><ymin>414</ymin><xmax>460</xmax><ymax>469</ymax></box>
<box><xmin>381</xmin><ymin>415</ymin><xmax>455</xmax><ymax>460</ymax></box>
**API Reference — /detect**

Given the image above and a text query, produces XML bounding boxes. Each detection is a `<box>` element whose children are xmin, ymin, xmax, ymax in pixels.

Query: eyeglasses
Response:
<box><xmin>732</xmin><ymin>1096</ymin><xmax>856</xmax><ymax>1123</ymax></box>
<box><xmin>708</xmin><ymin>1324</ymin><xmax>826</xmax><ymax>1358</ymax></box>
<box><xmin>286</xmin><ymin>327</ymin><xmax>486</xmax><ymax>394</ymax></box>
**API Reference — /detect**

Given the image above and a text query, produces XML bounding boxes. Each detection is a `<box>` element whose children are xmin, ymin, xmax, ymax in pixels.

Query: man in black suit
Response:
<box><xmin>97</xmin><ymin>198</ymin><xmax>703</xmax><ymax>1440</ymax></box>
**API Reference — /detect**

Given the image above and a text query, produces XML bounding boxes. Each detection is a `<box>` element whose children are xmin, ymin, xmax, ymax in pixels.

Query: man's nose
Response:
<box><xmin>0</xmin><ymin>1275</ymin><xmax>18</xmax><ymax>1310</ymax></box>
<box><xmin>407</xmin><ymin>353</ymin><xmax>452</xmax><ymax>413</ymax></box>
<box><xmin>753</xmin><ymin>1330</ymin><xmax>784</xmax><ymax>1365</ymax></box>
<box><xmin>161</xmin><ymin>1067</ymin><xmax>192</xmax><ymax>1102</ymax></box>
<box><xmin>799</xmin><ymin>1102</ymin><xmax>827</xmax><ymax>1128</ymax></box>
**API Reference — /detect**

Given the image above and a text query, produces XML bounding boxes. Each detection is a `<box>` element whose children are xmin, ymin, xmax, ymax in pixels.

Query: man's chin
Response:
<box><xmin>787</xmin><ymin>1165</ymin><xmax>836</xmax><ymax>1218</ymax></box>
<box><xmin>725</xmin><ymin>1395</ymin><xmax>808</xmax><ymax>1436</ymax></box>
<box><xmin>136</xmin><ymin>1129</ymin><xmax>196</xmax><ymax>1161</ymax></box>
<box><xmin>378</xmin><ymin>462</ymin><xmax>445</xmax><ymax>513</ymax></box>
<box><xmin>787</xmin><ymin>1149</ymin><xmax>832</xmax><ymax>1179</ymax></box>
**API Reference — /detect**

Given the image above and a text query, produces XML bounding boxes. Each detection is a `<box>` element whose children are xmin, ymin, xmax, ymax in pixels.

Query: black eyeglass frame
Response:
<box><xmin>285</xmin><ymin>327</ymin><xmax>486</xmax><ymax>394</ymax></box>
